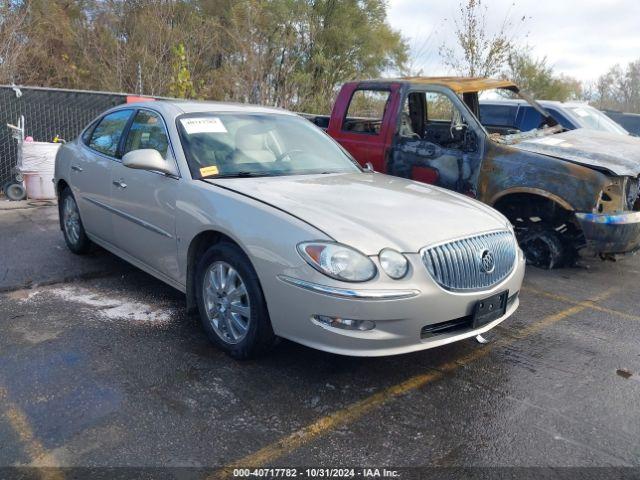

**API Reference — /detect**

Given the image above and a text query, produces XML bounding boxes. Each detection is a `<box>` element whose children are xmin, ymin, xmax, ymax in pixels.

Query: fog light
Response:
<box><xmin>312</xmin><ymin>315</ymin><xmax>376</xmax><ymax>331</ymax></box>
<box><xmin>379</xmin><ymin>248</ymin><xmax>409</xmax><ymax>279</ymax></box>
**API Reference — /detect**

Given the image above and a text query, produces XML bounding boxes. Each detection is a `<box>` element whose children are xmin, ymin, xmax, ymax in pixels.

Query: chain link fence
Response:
<box><xmin>0</xmin><ymin>86</ymin><xmax>130</xmax><ymax>187</ymax></box>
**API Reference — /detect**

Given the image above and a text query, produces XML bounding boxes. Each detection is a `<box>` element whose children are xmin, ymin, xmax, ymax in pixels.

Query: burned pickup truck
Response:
<box><xmin>304</xmin><ymin>77</ymin><xmax>640</xmax><ymax>268</ymax></box>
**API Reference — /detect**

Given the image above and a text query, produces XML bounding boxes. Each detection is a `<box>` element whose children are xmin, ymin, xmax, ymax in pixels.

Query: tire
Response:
<box><xmin>3</xmin><ymin>181</ymin><xmax>26</xmax><ymax>201</ymax></box>
<box><xmin>518</xmin><ymin>225</ymin><xmax>566</xmax><ymax>269</ymax></box>
<box><xmin>195</xmin><ymin>242</ymin><xmax>276</xmax><ymax>359</ymax></box>
<box><xmin>498</xmin><ymin>197</ymin><xmax>580</xmax><ymax>269</ymax></box>
<box><xmin>60</xmin><ymin>187</ymin><xmax>92</xmax><ymax>254</ymax></box>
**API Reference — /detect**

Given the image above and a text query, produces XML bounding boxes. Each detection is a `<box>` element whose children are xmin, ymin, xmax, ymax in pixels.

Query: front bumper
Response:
<box><xmin>575</xmin><ymin>211</ymin><xmax>640</xmax><ymax>255</ymax></box>
<box><xmin>265</xmin><ymin>252</ymin><xmax>526</xmax><ymax>357</ymax></box>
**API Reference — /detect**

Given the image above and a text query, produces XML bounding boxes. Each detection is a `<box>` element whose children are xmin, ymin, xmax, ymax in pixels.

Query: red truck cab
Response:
<box><xmin>324</xmin><ymin>79</ymin><xmax>479</xmax><ymax>185</ymax></box>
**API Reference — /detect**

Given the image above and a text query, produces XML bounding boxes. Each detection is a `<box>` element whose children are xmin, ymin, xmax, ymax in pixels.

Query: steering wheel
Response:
<box><xmin>275</xmin><ymin>149</ymin><xmax>305</xmax><ymax>162</ymax></box>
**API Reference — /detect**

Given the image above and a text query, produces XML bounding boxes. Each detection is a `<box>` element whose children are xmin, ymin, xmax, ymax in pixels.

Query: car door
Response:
<box><xmin>109</xmin><ymin>108</ymin><xmax>180</xmax><ymax>281</ymax></box>
<box><xmin>389</xmin><ymin>89</ymin><xmax>483</xmax><ymax>195</ymax></box>
<box><xmin>73</xmin><ymin>109</ymin><xmax>134</xmax><ymax>243</ymax></box>
<box><xmin>330</xmin><ymin>87</ymin><xmax>396</xmax><ymax>172</ymax></box>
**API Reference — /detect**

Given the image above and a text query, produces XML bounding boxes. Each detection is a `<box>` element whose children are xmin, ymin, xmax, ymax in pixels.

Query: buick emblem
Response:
<box><xmin>480</xmin><ymin>249</ymin><xmax>495</xmax><ymax>274</ymax></box>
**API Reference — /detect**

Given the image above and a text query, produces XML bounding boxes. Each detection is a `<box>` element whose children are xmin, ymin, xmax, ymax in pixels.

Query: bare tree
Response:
<box><xmin>439</xmin><ymin>0</ymin><xmax>527</xmax><ymax>78</ymax></box>
<box><xmin>0</xmin><ymin>2</ymin><xmax>28</xmax><ymax>83</ymax></box>
<box><xmin>592</xmin><ymin>61</ymin><xmax>640</xmax><ymax>113</ymax></box>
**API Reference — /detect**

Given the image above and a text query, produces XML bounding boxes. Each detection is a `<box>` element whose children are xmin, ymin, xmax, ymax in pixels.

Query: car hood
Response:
<box><xmin>205</xmin><ymin>172</ymin><xmax>509</xmax><ymax>254</ymax></box>
<box><xmin>512</xmin><ymin>128</ymin><xmax>640</xmax><ymax>177</ymax></box>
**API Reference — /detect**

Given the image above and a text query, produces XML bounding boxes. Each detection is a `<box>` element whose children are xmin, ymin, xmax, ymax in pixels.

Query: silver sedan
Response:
<box><xmin>54</xmin><ymin>100</ymin><xmax>525</xmax><ymax>358</ymax></box>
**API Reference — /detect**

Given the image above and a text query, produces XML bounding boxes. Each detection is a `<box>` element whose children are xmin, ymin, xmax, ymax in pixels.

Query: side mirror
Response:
<box><xmin>122</xmin><ymin>149</ymin><xmax>177</xmax><ymax>176</ymax></box>
<box><xmin>363</xmin><ymin>162</ymin><xmax>374</xmax><ymax>172</ymax></box>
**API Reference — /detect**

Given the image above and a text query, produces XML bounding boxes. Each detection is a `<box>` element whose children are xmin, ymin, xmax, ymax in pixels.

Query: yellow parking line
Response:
<box><xmin>214</xmin><ymin>288</ymin><xmax>615</xmax><ymax>477</ymax></box>
<box><xmin>0</xmin><ymin>388</ymin><xmax>64</xmax><ymax>480</ymax></box>
<box><xmin>523</xmin><ymin>286</ymin><xmax>640</xmax><ymax>322</ymax></box>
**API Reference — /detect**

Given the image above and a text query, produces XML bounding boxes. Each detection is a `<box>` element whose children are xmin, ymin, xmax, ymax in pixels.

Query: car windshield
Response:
<box><xmin>565</xmin><ymin>105</ymin><xmax>629</xmax><ymax>135</ymax></box>
<box><xmin>177</xmin><ymin>112</ymin><xmax>361</xmax><ymax>178</ymax></box>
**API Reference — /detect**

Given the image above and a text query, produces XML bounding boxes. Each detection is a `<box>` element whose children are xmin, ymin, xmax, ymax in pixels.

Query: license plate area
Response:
<box><xmin>473</xmin><ymin>290</ymin><xmax>508</xmax><ymax>328</ymax></box>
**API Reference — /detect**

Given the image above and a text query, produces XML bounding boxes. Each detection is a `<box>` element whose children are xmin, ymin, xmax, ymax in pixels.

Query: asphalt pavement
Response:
<box><xmin>1</xmin><ymin>204</ymin><xmax>639</xmax><ymax>478</ymax></box>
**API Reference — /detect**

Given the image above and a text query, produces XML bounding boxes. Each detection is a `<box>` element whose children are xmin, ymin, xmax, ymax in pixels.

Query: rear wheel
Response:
<box><xmin>195</xmin><ymin>242</ymin><xmax>276</xmax><ymax>359</ymax></box>
<box><xmin>60</xmin><ymin>187</ymin><xmax>92</xmax><ymax>254</ymax></box>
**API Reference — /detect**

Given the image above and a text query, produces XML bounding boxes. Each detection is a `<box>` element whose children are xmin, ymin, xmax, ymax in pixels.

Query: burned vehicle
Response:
<box><xmin>308</xmin><ymin>77</ymin><xmax>640</xmax><ymax>268</ymax></box>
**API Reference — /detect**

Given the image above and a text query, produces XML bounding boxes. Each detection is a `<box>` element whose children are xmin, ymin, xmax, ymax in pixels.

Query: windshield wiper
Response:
<box><xmin>202</xmin><ymin>171</ymin><xmax>273</xmax><ymax>179</ymax></box>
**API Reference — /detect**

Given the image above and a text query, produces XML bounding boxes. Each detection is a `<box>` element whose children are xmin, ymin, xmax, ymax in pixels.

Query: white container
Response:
<box><xmin>19</xmin><ymin>142</ymin><xmax>60</xmax><ymax>200</ymax></box>
<box><xmin>23</xmin><ymin>172</ymin><xmax>56</xmax><ymax>199</ymax></box>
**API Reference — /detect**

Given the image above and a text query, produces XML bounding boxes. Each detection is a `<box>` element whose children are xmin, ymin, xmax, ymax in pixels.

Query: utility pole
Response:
<box><xmin>137</xmin><ymin>62</ymin><xmax>143</xmax><ymax>95</ymax></box>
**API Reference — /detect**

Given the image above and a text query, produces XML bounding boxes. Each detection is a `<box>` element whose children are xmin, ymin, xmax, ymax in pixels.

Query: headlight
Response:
<box><xmin>379</xmin><ymin>248</ymin><xmax>409</xmax><ymax>279</ymax></box>
<box><xmin>298</xmin><ymin>242</ymin><xmax>377</xmax><ymax>282</ymax></box>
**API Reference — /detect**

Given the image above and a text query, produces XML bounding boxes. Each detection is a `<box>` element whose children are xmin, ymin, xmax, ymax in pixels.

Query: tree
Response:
<box><xmin>206</xmin><ymin>0</ymin><xmax>407</xmax><ymax>112</ymax></box>
<box><xmin>592</xmin><ymin>60</ymin><xmax>640</xmax><ymax>113</ymax></box>
<box><xmin>439</xmin><ymin>0</ymin><xmax>526</xmax><ymax>77</ymax></box>
<box><xmin>168</xmin><ymin>43</ymin><xmax>195</xmax><ymax>99</ymax></box>
<box><xmin>503</xmin><ymin>50</ymin><xmax>582</xmax><ymax>101</ymax></box>
<box><xmin>0</xmin><ymin>1</ymin><xmax>28</xmax><ymax>84</ymax></box>
<box><xmin>0</xmin><ymin>0</ymin><xmax>406</xmax><ymax>112</ymax></box>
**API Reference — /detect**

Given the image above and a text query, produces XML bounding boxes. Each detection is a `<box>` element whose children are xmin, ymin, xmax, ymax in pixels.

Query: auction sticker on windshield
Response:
<box><xmin>199</xmin><ymin>165</ymin><xmax>219</xmax><ymax>176</ymax></box>
<box><xmin>180</xmin><ymin>117</ymin><xmax>228</xmax><ymax>134</ymax></box>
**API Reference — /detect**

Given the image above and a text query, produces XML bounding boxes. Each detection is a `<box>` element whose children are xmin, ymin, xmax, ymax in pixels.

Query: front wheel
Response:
<box><xmin>60</xmin><ymin>187</ymin><xmax>92</xmax><ymax>254</ymax></box>
<box><xmin>195</xmin><ymin>242</ymin><xmax>276</xmax><ymax>359</ymax></box>
<box><xmin>498</xmin><ymin>198</ymin><xmax>580</xmax><ymax>269</ymax></box>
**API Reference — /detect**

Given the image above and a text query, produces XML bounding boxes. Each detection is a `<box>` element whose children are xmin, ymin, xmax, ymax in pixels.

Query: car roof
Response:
<box><xmin>121</xmin><ymin>99</ymin><xmax>296</xmax><ymax>117</ymax></box>
<box><xmin>368</xmin><ymin>77</ymin><xmax>520</xmax><ymax>94</ymax></box>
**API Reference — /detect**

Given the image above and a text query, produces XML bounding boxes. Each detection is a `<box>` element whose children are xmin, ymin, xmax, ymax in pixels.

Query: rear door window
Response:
<box><xmin>342</xmin><ymin>89</ymin><xmax>391</xmax><ymax>135</ymax></box>
<box><xmin>88</xmin><ymin>110</ymin><xmax>134</xmax><ymax>157</ymax></box>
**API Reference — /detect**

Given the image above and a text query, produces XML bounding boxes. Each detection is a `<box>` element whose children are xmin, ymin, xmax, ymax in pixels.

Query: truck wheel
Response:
<box><xmin>60</xmin><ymin>187</ymin><xmax>92</xmax><ymax>254</ymax></box>
<box><xmin>194</xmin><ymin>242</ymin><xmax>276</xmax><ymax>359</ymax></box>
<box><xmin>497</xmin><ymin>196</ymin><xmax>580</xmax><ymax>269</ymax></box>
<box><xmin>518</xmin><ymin>225</ymin><xmax>566</xmax><ymax>269</ymax></box>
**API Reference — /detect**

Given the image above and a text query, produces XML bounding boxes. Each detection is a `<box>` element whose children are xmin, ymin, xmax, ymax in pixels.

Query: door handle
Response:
<box><xmin>112</xmin><ymin>180</ymin><xmax>127</xmax><ymax>189</ymax></box>
<box><xmin>71</xmin><ymin>165</ymin><xmax>83</xmax><ymax>172</ymax></box>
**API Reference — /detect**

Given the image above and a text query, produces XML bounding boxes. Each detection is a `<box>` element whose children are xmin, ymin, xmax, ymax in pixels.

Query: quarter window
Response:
<box><xmin>123</xmin><ymin>110</ymin><xmax>169</xmax><ymax>158</ymax></box>
<box><xmin>342</xmin><ymin>89</ymin><xmax>391</xmax><ymax>135</ymax></box>
<box><xmin>81</xmin><ymin>119</ymin><xmax>99</xmax><ymax>145</ymax></box>
<box><xmin>88</xmin><ymin>110</ymin><xmax>133</xmax><ymax>157</ymax></box>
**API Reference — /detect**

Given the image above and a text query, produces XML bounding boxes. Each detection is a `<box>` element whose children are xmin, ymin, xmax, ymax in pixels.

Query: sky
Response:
<box><xmin>386</xmin><ymin>0</ymin><xmax>640</xmax><ymax>83</ymax></box>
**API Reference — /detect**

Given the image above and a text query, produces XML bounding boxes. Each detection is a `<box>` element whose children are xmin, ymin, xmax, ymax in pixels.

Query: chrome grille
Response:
<box><xmin>421</xmin><ymin>231</ymin><xmax>517</xmax><ymax>291</ymax></box>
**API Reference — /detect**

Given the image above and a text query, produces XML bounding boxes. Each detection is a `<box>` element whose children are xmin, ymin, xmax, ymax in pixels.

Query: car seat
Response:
<box><xmin>233</xmin><ymin>124</ymin><xmax>276</xmax><ymax>164</ymax></box>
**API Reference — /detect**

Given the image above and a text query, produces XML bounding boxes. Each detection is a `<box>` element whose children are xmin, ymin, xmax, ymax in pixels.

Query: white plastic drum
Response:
<box><xmin>20</xmin><ymin>142</ymin><xmax>60</xmax><ymax>200</ymax></box>
<box><xmin>23</xmin><ymin>173</ymin><xmax>56</xmax><ymax>199</ymax></box>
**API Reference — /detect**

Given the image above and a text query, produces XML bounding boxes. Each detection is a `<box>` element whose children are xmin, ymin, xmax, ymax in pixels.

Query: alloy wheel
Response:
<box><xmin>202</xmin><ymin>261</ymin><xmax>251</xmax><ymax>344</ymax></box>
<box><xmin>63</xmin><ymin>195</ymin><xmax>81</xmax><ymax>245</ymax></box>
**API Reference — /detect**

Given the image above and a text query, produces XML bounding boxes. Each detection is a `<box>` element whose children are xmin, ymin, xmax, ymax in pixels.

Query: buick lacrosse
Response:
<box><xmin>54</xmin><ymin>101</ymin><xmax>525</xmax><ymax>358</ymax></box>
